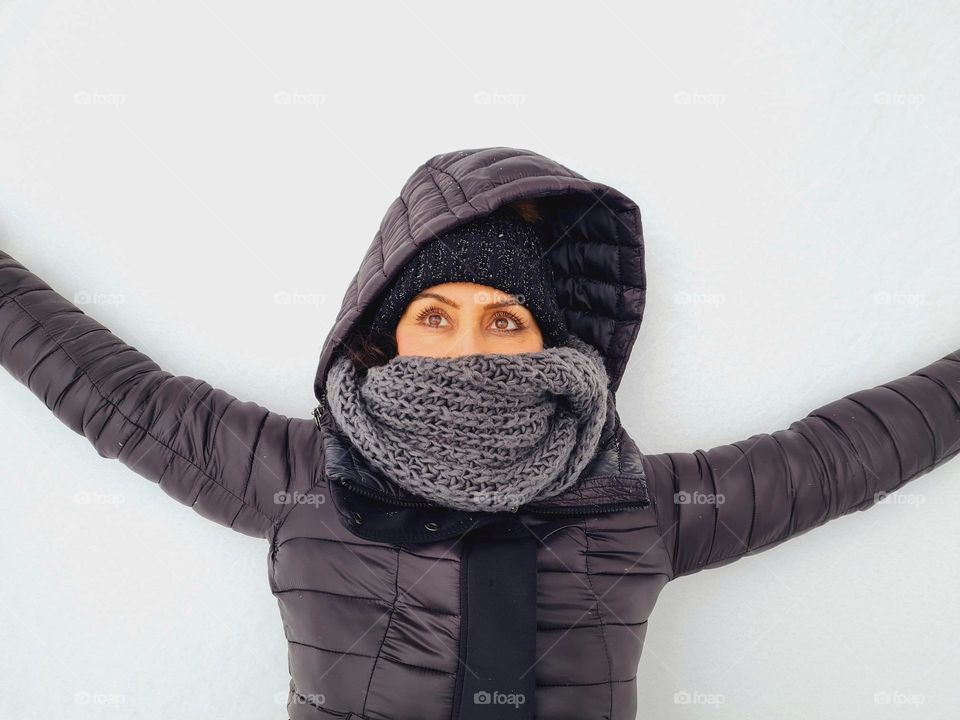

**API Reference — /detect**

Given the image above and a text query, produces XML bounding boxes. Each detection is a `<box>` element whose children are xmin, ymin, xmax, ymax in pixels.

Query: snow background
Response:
<box><xmin>1</xmin><ymin>1</ymin><xmax>959</xmax><ymax>718</ymax></box>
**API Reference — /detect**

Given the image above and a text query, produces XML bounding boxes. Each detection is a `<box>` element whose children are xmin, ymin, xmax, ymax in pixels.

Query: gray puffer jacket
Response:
<box><xmin>1</xmin><ymin>147</ymin><xmax>958</xmax><ymax>720</ymax></box>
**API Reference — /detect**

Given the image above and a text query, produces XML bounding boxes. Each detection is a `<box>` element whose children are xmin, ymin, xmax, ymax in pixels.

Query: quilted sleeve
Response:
<box><xmin>643</xmin><ymin>348</ymin><xmax>960</xmax><ymax>579</ymax></box>
<box><xmin>0</xmin><ymin>250</ymin><xmax>322</xmax><ymax>539</ymax></box>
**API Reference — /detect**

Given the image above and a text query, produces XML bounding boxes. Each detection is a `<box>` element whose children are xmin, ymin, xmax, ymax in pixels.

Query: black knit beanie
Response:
<box><xmin>368</xmin><ymin>207</ymin><xmax>569</xmax><ymax>346</ymax></box>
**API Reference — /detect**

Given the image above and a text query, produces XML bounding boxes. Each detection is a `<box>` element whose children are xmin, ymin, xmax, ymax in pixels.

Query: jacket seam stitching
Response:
<box><xmin>696</xmin><ymin>449</ymin><xmax>720</xmax><ymax>568</ymax></box>
<box><xmin>239</xmin><ymin>410</ymin><xmax>269</xmax><ymax>506</ymax></box>
<box><xmin>422</xmin><ymin>164</ymin><xmax>464</xmax><ymax>217</ymax></box>
<box><xmin>821</xmin><ymin>401</ymin><xmax>884</xmax><ymax>501</ymax></box>
<box><xmin>272</xmin><ymin>586</ymin><xmax>458</xmax><ymax>618</ymax></box>
<box><xmin>770</xmin><ymin>433</ymin><xmax>799</xmax><ymax>541</ymax></box>
<box><xmin>277</xmin><ymin>421</ymin><xmax>325</xmax><ymax>528</ymax></box>
<box><xmin>361</xmin><ymin>547</ymin><xmax>401</xmax><ymax>715</ymax></box>
<box><xmin>732</xmin><ymin>443</ymin><xmax>759</xmax><ymax>553</ymax></box>
<box><xmin>885</xmin><ymin>382</ymin><xmax>938</xmax><ymax>459</ymax></box>
<box><xmin>423</xmin><ymin>162</ymin><xmax>480</xmax><ymax>213</ymax></box>
<box><xmin>582</xmin><ymin>521</ymin><xmax>615</xmax><ymax>718</ymax></box>
<box><xmin>287</xmin><ymin>639</ymin><xmax>453</xmax><ymax>677</ymax></box>
<box><xmin>665</xmin><ymin>453</ymin><xmax>680</xmax><ymax>578</ymax></box>
<box><xmin>792</xmin><ymin>421</ymin><xmax>835</xmax><ymax>520</ymax></box>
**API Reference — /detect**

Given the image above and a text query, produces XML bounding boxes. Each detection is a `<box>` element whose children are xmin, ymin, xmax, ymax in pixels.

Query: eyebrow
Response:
<box><xmin>410</xmin><ymin>291</ymin><xmax>521</xmax><ymax>310</ymax></box>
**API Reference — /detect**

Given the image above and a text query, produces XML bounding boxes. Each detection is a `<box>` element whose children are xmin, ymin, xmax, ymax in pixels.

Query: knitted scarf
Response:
<box><xmin>323</xmin><ymin>335</ymin><xmax>611</xmax><ymax>513</ymax></box>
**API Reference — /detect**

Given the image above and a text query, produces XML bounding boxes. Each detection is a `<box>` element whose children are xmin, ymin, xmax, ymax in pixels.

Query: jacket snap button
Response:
<box><xmin>352</xmin><ymin>511</ymin><xmax>363</xmax><ymax>525</ymax></box>
<box><xmin>424</xmin><ymin>521</ymin><xmax>440</xmax><ymax>532</ymax></box>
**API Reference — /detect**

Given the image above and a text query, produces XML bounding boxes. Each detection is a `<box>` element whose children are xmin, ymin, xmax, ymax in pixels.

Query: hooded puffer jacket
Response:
<box><xmin>2</xmin><ymin>147</ymin><xmax>959</xmax><ymax>720</ymax></box>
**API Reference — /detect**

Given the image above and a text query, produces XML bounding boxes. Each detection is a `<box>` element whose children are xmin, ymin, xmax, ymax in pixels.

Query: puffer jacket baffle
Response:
<box><xmin>2</xmin><ymin>147</ymin><xmax>959</xmax><ymax>720</ymax></box>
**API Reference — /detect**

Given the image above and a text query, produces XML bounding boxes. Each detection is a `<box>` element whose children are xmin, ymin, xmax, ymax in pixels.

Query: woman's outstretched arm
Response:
<box><xmin>642</xmin><ymin>348</ymin><xmax>960</xmax><ymax>579</ymax></box>
<box><xmin>0</xmin><ymin>250</ymin><xmax>322</xmax><ymax>539</ymax></box>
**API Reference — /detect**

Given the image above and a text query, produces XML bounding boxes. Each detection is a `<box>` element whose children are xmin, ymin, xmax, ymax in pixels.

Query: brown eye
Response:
<box><xmin>414</xmin><ymin>306</ymin><xmax>451</xmax><ymax>328</ymax></box>
<box><xmin>489</xmin><ymin>311</ymin><xmax>526</xmax><ymax>333</ymax></box>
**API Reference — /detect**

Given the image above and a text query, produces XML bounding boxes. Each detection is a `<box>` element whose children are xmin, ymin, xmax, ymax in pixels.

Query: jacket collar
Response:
<box><xmin>316</xmin><ymin>404</ymin><xmax>649</xmax><ymax>545</ymax></box>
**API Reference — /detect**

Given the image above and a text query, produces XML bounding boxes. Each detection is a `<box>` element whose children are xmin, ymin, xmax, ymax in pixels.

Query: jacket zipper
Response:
<box><xmin>523</xmin><ymin>499</ymin><xmax>649</xmax><ymax>516</ymax></box>
<box><xmin>333</xmin><ymin>476</ymin><xmax>439</xmax><ymax>508</ymax></box>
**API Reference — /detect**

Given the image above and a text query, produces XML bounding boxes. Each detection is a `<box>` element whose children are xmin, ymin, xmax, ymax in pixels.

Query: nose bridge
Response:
<box><xmin>448</xmin><ymin>310</ymin><xmax>485</xmax><ymax>356</ymax></box>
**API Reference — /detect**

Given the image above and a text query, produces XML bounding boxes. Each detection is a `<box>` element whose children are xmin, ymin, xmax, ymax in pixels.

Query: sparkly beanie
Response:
<box><xmin>368</xmin><ymin>207</ymin><xmax>569</xmax><ymax>346</ymax></box>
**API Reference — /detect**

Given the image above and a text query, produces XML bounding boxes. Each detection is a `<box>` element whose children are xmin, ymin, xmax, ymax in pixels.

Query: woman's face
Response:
<box><xmin>395</xmin><ymin>282</ymin><xmax>544</xmax><ymax>357</ymax></box>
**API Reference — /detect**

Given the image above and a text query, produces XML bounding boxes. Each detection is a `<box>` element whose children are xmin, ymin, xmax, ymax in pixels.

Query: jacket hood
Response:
<box><xmin>313</xmin><ymin>146</ymin><xmax>646</xmax><ymax>402</ymax></box>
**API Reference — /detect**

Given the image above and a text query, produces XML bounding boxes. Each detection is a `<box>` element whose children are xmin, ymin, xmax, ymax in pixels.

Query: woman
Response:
<box><xmin>1</xmin><ymin>146</ymin><xmax>957</xmax><ymax>720</ymax></box>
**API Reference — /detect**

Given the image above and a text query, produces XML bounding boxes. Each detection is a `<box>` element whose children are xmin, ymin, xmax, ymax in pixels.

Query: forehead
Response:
<box><xmin>417</xmin><ymin>282</ymin><xmax>523</xmax><ymax>305</ymax></box>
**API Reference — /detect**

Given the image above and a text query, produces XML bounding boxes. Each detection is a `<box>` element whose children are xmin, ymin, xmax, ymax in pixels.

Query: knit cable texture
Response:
<box><xmin>324</xmin><ymin>334</ymin><xmax>610</xmax><ymax>512</ymax></box>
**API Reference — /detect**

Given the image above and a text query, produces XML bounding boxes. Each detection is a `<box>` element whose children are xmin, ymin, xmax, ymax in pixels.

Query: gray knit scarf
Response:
<box><xmin>324</xmin><ymin>335</ymin><xmax>611</xmax><ymax>513</ymax></box>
